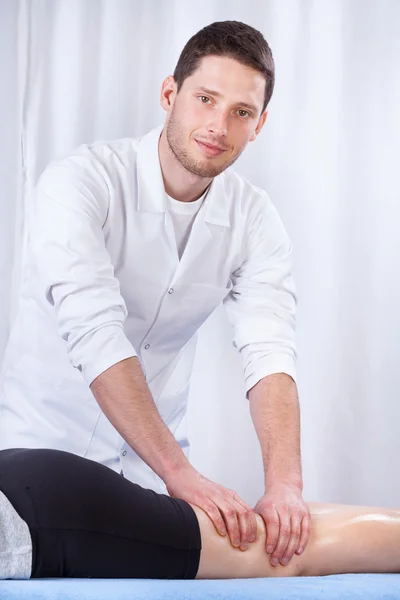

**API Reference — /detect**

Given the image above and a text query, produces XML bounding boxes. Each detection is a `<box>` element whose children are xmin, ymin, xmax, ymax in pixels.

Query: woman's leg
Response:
<box><xmin>298</xmin><ymin>502</ymin><xmax>400</xmax><ymax>577</ymax></box>
<box><xmin>192</xmin><ymin>501</ymin><xmax>400</xmax><ymax>578</ymax></box>
<box><xmin>2</xmin><ymin>449</ymin><xmax>399</xmax><ymax>580</ymax></box>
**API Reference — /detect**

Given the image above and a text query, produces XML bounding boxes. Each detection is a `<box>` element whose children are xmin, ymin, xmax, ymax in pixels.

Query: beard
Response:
<box><xmin>165</xmin><ymin>107</ymin><xmax>243</xmax><ymax>178</ymax></box>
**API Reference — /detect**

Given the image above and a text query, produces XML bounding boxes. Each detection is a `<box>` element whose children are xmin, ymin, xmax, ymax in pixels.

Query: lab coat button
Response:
<box><xmin>122</xmin><ymin>450</ymin><xmax>127</xmax><ymax>457</ymax></box>
<box><xmin>144</xmin><ymin>344</ymin><xmax>150</xmax><ymax>350</ymax></box>
<box><xmin>168</xmin><ymin>288</ymin><xmax>174</xmax><ymax>294</ymax></box>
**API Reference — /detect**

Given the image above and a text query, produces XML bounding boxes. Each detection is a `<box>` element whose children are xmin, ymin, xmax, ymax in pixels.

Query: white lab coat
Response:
<box><xmin>0</xmin><ymin>124</ymin><xmax>297</xmax><ymax>492</ymax></box>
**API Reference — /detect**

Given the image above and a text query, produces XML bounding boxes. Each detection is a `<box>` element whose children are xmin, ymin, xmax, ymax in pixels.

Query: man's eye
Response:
<box><xmin>200</xmin><ymin>96</ymin><xmax>210</xmax><ymax>103</ymax></box>
<box><xmin>238</xmin><ymin>110</ymin><xmax>250</xmax><ymax>118</ymax></box>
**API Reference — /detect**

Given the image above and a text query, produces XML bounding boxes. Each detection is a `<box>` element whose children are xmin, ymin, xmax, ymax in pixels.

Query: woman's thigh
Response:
<box><xmin>192</xmin><ymin>504</ymin><xmax>301</xmax><ymax>579</ymax></box>
<box><xmin>193</xmin><ymin>500</ymin><xmax>400</xmax><ymax>579</ymax></box>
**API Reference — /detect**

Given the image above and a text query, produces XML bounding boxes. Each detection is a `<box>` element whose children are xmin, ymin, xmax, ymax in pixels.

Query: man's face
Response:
<box><xmin>161</xmin><ymin>55</ymin><xmax>268</xmax><ymax>178</ymax></box>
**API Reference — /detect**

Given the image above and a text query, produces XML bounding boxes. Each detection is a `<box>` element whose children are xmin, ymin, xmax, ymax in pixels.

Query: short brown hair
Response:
<box><xmin>173</xmin><ymin>21</ymin><xmax>275</xmax><ymax>114</ymax></box>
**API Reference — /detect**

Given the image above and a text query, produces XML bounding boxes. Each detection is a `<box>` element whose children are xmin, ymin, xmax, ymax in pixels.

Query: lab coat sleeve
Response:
<box><xmin>223</xmin><ymin>195</ymin><xmax>297</xmax><ymax>395</ymax></box>
<box><xmin>30</xmin><ymin>160</ymin><xmax>137</xmax><ymax>386</ymax></box>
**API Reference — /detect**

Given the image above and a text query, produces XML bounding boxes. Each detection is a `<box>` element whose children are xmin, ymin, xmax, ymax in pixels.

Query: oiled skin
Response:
<box><xmin>191</xmin><ymin>502</ymin><xmax>400</xmax><ymax>579</ymax></box>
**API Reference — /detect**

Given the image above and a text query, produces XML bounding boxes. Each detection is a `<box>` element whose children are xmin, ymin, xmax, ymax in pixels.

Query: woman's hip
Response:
<box><xmin>0</xmin><ymin>448</ymin><xmax>201</xmax><ymax>579</ymax></box>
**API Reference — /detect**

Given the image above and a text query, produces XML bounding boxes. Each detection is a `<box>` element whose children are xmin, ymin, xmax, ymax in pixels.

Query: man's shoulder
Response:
<box><xmin>36</xmin><ymin>133</ymin><xmax>145</xmax><ymax>195</ymax></box>
<box><xmin>223</xmin><ymin>168</ymin><xmax>273</xmax><ymax>215</ymax></box>
<box><xmin>45</xmin><ymin>135</ymin><xmax>141</xmax><ymax>172</ymax></box>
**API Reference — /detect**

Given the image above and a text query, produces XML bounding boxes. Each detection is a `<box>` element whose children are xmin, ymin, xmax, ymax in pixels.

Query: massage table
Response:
<box><xmin>2</xmin><ymin>574</ymin><xmax>400</xmax><ymax>599</ymax></box>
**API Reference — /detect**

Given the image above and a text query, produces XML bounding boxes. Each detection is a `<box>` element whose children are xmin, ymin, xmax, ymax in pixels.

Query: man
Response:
<box><xmin>0</xmin><ymin>20</ymin><xmax>311</xmax><ymax>568</ymax></box>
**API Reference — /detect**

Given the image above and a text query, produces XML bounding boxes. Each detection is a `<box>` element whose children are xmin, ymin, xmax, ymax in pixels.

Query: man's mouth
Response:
<box><xmin>195</xmin><ymin>140</ymin><xmax>226</xmax><ymax>157</ymax></box>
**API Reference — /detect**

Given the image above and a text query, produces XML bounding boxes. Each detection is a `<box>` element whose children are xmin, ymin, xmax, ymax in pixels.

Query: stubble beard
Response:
<box><xmin>165</xmin><ymin>108</ymin><xmax>243</xmax><ymax>179</ymax></box>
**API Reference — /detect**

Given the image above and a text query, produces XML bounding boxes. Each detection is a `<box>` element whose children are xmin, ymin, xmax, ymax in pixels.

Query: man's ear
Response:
<box><xmin>249</xmin><ymin>111</ymin><xmax>268</xmax><ymax>142</ymax></box>
<box><xmin>160</xmin><ymin>76</ymin><xmax>177</xmax><ymax>112</ymax></box>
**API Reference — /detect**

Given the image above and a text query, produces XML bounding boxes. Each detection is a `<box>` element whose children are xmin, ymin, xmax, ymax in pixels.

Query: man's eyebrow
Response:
<box><xmin>194</xmin><ymin>86</ymin><xmax>259</xmax><ymax>113</ymax></box>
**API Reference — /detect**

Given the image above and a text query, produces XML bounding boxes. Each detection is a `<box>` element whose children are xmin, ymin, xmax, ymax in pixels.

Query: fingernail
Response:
<box><xmin>281</xmin><ymin>558</ymin><xmax>289</xmax><ymax>566</ymax></box>
<box><xmin>297</xmin><ymin>548</ymin><xmax>303</xmax><ymax>554</ymax></box>
<box><xmin>240</xmin><ymin>545</ymin><xmax>248</xmax><ymax>551</ymax></box>
<box><xmin>267</xmin><ymin>545</ymin><xmax>274</xmax><ymax>553</ymax></box>
<box><xmin>234</xmin><ymin>538</ymin><xmax>240</xmax><ymax>546</ymax></box>
<box><xmin>220</xmin><ymin>529</ymin><xmax>226</xmax><ymax>536</ymax></box>
<box><xmin>271</xmin><ymin>558</ymin><xmax>279</xmax><ymax>567</ymax></box>
<box><xmin>249</xmin><ymin>535</ymin><xmax>256</xmax><ymax>543</ymax></box>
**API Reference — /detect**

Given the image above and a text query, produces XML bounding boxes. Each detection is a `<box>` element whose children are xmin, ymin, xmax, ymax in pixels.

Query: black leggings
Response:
<box><xmin>0</xmin><ymin>448</ymin><xmax>202</xmax><ymax>579</ymax></box>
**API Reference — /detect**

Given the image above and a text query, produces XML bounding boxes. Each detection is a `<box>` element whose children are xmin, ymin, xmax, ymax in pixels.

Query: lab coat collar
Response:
<box><xmin>137</xmin><ymin>124</ymin><xmax>231</xmax><ymax>228</ymax></box>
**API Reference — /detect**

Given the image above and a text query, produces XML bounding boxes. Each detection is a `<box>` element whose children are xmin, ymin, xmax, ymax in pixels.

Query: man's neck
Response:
<box><xmin>158</xmin><ymin>128</ymin><xmax>212</xmax><ymax>203</ymax></box>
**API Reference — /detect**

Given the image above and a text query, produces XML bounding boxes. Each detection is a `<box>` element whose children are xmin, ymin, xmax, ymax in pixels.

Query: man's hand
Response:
<box><xmin>254</xmin><ymin>482</ymin><xmax>311</xmax><ymax>567</ymax></box>
<box><xmin>165</xmin><ymin>465</ymin><xmax>258</xmax><ymax>551</ymax></box>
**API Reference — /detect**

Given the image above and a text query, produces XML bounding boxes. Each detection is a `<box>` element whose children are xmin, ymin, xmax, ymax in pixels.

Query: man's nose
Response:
<box><xmin>207</xmin><ymin>111</ymin><xmax>228</xmax><ymax>138</ymax></box>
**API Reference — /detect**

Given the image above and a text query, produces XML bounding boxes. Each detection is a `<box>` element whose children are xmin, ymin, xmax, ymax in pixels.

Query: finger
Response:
<box><xmin>212</xmin><ymin>496</ymin><xmax>241</xmax><ymax>548</ymax></box>
<box><xmin>231</xmin><ymin>494</ymin><xmax>258</xmax><ymax>544</ymax></box>
<box><xmin>201</xmin><ymin>500</ymin><xmax>228</xmax><ymax>537</ymax></box>
<box><xmin>270</xmin><ymin>510</ymin><xmax>291</xmax><ymax>566</ymax></box>
<box><xmin>228</xmin><ymin>494</ymin><xmax>258</xmax><ymax>546</ymax></box>
<box><xmin>229</xmin><ymin>498</ymin><xmax>254</xmax><ymax>550</ymax></box>
<box><xmin>296</xmin><ymin>511</ymin><xmax>312</xmax><ymax>555</ymax></box>
<box><xmin>264</xmin><ymin>507</ymin><xmax>280</xmax><ymax>554</ymax></box>
<box><xmin>280</xmin><ymin>514</ymin><xmax>302</xmax><ymax>565</ymax></box>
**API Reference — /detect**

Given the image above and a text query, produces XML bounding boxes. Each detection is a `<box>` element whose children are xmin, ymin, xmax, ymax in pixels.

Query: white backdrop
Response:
<box><xmin>1</xmin><ymin>0</ymin><xmax>400</xmax><ymax>507</ymax></box>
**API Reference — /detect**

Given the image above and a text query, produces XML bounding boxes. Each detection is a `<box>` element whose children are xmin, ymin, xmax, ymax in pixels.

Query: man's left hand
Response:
<box><xmin>254</xmin><ymin>482</ymin><xmax>311</xmax><ymax>567</ymax></box>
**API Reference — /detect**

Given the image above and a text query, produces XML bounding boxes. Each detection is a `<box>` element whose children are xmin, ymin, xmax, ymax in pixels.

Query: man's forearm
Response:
<box><xmin>90</xmin><ymin>357</ymin><xmax>191</xmax><ymax>482</ymax></box>
<box><xmin>248</xmin><ymin>372</ymin><xmax>303</xmax><ymax>490</ymax></box>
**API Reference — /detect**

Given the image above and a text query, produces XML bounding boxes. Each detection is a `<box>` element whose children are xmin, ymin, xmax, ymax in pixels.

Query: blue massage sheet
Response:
<box><xmin>1</xmin><ymin>574</ymin><xmax>400</xmax><ymax>599</ymax></box>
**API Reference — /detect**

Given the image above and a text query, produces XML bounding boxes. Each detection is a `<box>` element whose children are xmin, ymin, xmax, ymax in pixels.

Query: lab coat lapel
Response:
<box><xmin>136</xmin><ymin>124</ymin><xmax>231</xmax><ymax>284</ymax></box>
<box><xmin>136</xmin><ymin>124</ymin><xmax>166</xmax><ymax>214</ymax></box>
<box><xmin>171</xmin><ymin>173</ymin><xmax>230</xmax><ymax>284</ymax></box>
<box><xmin>137</xmin><ymin>124</ymin><xmax>179</xmax><ymax>270</ymax></box>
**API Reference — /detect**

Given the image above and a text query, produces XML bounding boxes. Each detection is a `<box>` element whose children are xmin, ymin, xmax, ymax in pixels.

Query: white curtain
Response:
<box><xmin>1</xmin><ymin>0</ymin><xmax>399</xmax><ymax>507</ymax></box>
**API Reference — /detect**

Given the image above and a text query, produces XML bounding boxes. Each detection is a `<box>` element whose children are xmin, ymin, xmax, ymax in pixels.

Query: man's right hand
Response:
<box><xmin>165</xmin><ymin>465</ymin><xmax>258</xmax><ymax>551</ymax></box>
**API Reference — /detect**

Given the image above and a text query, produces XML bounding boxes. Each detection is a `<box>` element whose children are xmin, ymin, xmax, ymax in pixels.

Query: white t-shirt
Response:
<box><xmin>166</xmin><ymin>186</ymin><xmax>209</xmax><ymax>259</ymax></box>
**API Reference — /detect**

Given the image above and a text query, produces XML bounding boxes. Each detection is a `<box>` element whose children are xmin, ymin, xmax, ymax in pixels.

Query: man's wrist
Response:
<box><xmin>159</xmin><ymin>453</ymin><xmax>193</xmax><ymax>485</ymax></box>
<box><xmin>265</xmin><ymin>471</ymin><xmax>303</xmax><ymax>492</ymax></box>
